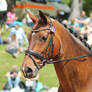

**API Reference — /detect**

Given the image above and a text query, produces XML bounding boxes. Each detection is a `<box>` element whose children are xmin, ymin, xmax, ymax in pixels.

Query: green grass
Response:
<box><xmin>0</xmin><ymin>27</ymin><xmax>59</xmax><ymax>89</ymax></box>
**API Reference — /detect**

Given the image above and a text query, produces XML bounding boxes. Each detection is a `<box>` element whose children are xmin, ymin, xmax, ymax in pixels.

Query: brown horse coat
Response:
<box><xmin>22</xmin><ymin>10</ymin><xmax>92</xmax><ymax>92</ymax></box>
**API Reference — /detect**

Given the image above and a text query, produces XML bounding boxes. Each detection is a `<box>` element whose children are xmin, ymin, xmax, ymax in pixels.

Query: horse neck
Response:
<box><xmin>54</xmin><ymin>21</ymin><xmax>89</xmax><ymax>59</ymax></box>
<box><xmin>53</xmin><ymin>21</ymin><xmax>92</xmax><ymax>92</ymax></box>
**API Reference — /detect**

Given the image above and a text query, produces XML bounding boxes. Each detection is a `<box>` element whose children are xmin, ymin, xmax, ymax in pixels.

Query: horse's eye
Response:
<box><xmin>41</xmin><ymin>36</ymin><xmax>47</xmax><ymax>41</ymax></box>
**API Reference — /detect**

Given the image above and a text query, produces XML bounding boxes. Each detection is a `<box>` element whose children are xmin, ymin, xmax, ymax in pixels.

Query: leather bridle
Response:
<box><xmin>25</xmin><ymin>18</ymin><xmax>92</xmax><ymax>70</ymax></box>
<box><xmin>25</xmin><ymin>18</ymin><xmax>55</xmax><ymax>70</ymax></box>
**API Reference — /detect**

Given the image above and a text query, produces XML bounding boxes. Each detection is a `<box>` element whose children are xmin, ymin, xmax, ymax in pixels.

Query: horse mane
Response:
<box><xmin>62</xmin><ymin>23</ymin><xmax>91</xmax><ymax>51</ymax></box>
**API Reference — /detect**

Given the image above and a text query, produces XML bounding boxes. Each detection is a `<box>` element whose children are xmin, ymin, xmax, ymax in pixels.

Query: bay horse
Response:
<box><xmin>22</xmin><ymin>10</ymin><xmax>92</xmax><ymax>92</ymax></box>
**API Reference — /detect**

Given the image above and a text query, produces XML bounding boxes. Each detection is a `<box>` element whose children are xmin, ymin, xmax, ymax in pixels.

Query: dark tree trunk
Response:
<box><xmin>7</xmin><ymin>0</ymin><xmax>16</xmax><ymax>10</ymax></box>
<box><xmin>79</xmin><ymin>0</ymin><xmax>83</xmax><ymax>12</ymax></box>
<box><xmin>69</xmin><ymin>0</ymin><xmax>83</xmax><ymax>20</ymax></box>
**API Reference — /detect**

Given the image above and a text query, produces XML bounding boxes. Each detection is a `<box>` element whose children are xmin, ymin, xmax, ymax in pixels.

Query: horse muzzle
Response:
<box><xmin>22</xmin><ymin>66</ymin><xmax>38</xmax><ymax>78</ymax></box>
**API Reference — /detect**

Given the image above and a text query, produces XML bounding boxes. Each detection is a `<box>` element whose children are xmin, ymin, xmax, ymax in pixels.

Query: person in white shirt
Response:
<box><xmin>75</xmin><ymin>12</ymin><xmax>92</xmax><ymax>28</ymax></box>
<box><xmin>8</xmin><ymin>21</ymin><xmax>28</xmax><ymax>46</ymax></box>
<box><xmin>0</xmin><ymin>0</ymin><xmax>7</xmax><ymax>33</ymax></box>
<box><xmin>0</xmin><ymin>0</ymin><xmax>7</xmax><ymax>12</ymax></box>
<box><xmin>0</xmin><ymin>0</ymin><xmax>7</xmax><ymax>24</ymax></box>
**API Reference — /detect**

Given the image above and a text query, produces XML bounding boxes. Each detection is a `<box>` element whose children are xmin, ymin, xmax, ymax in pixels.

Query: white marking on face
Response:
<box><xmin>32</xmin><ymin>32</ymin><xmax>35</xmax><ymax>36</ymax></box>
<box><xmin>22</xmin><ymin>67</ymin><xmax>25</xmax><ymax>71</ymax></box>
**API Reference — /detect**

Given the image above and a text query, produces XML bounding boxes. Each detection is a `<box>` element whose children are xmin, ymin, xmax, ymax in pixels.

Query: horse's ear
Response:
<box><xmin>39</xmin><ymin>10</ymin><xmax>47</xmax><ymax>25</ymax></box>
<box><xmin>27</xmin><ymin>9</ymin><xmax>38</xmax><ymax>24</ymax></box>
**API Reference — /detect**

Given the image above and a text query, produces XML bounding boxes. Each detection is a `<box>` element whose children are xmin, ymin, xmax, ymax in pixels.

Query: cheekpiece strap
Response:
<box><xmin>49</xmin><ymin>17</ymin><xmax>55</xmax><ymax>33</ymax></box>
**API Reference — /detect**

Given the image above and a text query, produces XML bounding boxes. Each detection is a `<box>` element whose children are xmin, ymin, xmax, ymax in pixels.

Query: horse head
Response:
<box><xmin>22</xmin><ymin>11</ymin><xmax>61</xmax><ymax>78</ymax></box>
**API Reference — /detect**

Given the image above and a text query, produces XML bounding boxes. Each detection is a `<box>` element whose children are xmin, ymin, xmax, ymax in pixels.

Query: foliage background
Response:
<box><xmin>62</xmin><ymin>0</ymin><xmax>92</xmax><ymax>16</ymax></box>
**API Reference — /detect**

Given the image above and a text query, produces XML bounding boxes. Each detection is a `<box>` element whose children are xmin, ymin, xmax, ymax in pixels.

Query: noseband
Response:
<box><xmin>25</xmin><ymin>18</ymin><xmax>55</xmax><ymax>69</ymax></box>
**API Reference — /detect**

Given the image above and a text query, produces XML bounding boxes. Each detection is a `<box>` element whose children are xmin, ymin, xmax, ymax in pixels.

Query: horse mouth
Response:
<box><xmin>22</xmin><ymin>67</ymin><xmax>38</xmax><ymax>79</ymax></box>
<box><xmin>24</xmin><ymin>72</ymin><xmax>37</xmax><ymax>79</ymax></box>
<box><xmin>23</xmin><ymin>72</ymin><xmax>32</xmax><ymax>79</ymax></box>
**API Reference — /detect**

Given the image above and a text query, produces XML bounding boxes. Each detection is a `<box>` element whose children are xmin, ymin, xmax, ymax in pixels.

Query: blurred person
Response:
<box><xmin>25</xmin><ymin>73</ymin><xmax>48</xmax><ymax>92</ymax></box>
<box><xmin>15</xmin><ymin>23</ymin><xmax>28</xmax><ymax>46</ymax></box>
<box><xmin>68</xmin><ymin>18</ymin><xmax>80</xmax><ymax>33</ymax></box>
<box><xmin>0</xmin><ymin>29</ymin><xmax>9</xmax><ymax>45</ymax></box>
<box><xmin>80</xmin><ymin>24</ymin><xmax>92</xmax><ymax>46</ymax></box>
<box><xmin>0</xmin><ymin>0</ymin><xmax>7</xmax><ymax>23</ymax></box>
<box><xmin>6</xmin><ymin>65</ymin><xmax>21</xmax><ymax>89</ymax></box>
<box><xmin>0</xmin><ymin>0</ymin><xmax>7</xmax><ymax>32</ymax></box>
<box><xmin>75</xmin><ymin>12</ymin><xmax>92</xmax><ymax>28</ymax></box>
<box><xmin>77</xmin><ymin>10</ymin><xmax>87</xmax><ymax>20</ymax></box>
<box><xmin>77</xmin><ymin>10</ymin><xmax>88</xmax><ymax>28</ymax></box>
<box><xmin>8</xmin><ymin>21</ymin><xmax>28</xmax><ymax>46</ymax></box>
<box><xmin>80</xmin><ymin>24</ymin><xmax>90</xmax><ymax>41</ymax></box>
<box><xmin>6</xmin><ymin>6</ymin><xmax>18</xmax><ymax>28</ymax></box>
<box><xmin>6</xmin><ymin>34</ymin><xmax>20</xmax><ymax>57</ymax></box>
<box><xmin>10</xmin><ymin>82</ymin><xmax>25</xmax><ymax>92</ymax></box>
<box><xmin>86</xmin><ymin>27</ymin><xmax>92</xmax><ymax>46</ymax></box>
<box><xmin>56</xmin><ymin>10</ymin><xmax>63</xmax><ymax>23</ymax></box>
<box><xmin>0</xmin><ymin>82</ymin><xmax>11</xmax><ymax>92</ymax></box>
<box><xmin>25</xmin><ymin>73</ymin><xmax>39</xmax><ymax>92</ymax></box>
<box><xmin>86</xmin><ymin>12</ymin><xmax>92</xmax><ymax>27</ymax></box>
<box><xmin>0</xmin><ymin>0</ymin><xmax>7</xmax><ymax>14</ymax></box>
<box><xmin>62</xmin><ymin>20</ymin><xmax>69</xmax><ymax>28</ymax></box>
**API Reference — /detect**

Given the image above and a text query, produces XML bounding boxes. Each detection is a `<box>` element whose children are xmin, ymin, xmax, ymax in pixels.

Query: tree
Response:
<box><xmin>7</xmin><ymin>0</ymin><xmax>16</xmax><ymax>10</ymax></box>
<box><xmin>84</xmin><ymin>0</ymin><xmax>92</xmax><ymax>16</ymax></box>
<box><xmin>69</xmin><ymin>0</ymin><xmax>83</xmax><ymax>20</ymax></box>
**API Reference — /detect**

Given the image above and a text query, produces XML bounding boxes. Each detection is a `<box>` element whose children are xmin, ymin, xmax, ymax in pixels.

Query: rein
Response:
<box><xmin>46</xmin><ymin>53</ymin><xmax>92</xmax><ymax>64</ymax></box>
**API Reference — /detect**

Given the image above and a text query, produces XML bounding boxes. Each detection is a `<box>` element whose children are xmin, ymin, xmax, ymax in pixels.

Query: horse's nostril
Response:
<box><xmin>25</xmin><ymin>67</ymin><xmax>33</xmax><ymax>73</ymax></box>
